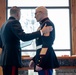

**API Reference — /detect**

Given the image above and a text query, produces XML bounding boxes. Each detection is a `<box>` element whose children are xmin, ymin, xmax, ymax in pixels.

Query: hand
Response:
<box><xmin>35</xmin><ymin>65</ymin><xmax>42</xmax><ymax>71</ymax></box>
<box><xmin>29</xmin><ymin>60</ymin><xmax>34</xmax><ymax>68</ymax></box>
<box><xmin>41</xmin><ymin>25</ymin><xmax>53</xmax><ymax>34</ymax></box>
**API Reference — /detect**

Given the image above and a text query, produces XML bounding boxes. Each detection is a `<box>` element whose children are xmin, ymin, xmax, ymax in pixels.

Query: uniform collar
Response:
<box><xmin>9</xmin><ymin>17</ymin><xmax>16</xmax><ymax>20</ymax></box>
<box><xmin>40</xmin><ymin>17</ymin><xmax>49</xmax><ymax>25</ymax></box>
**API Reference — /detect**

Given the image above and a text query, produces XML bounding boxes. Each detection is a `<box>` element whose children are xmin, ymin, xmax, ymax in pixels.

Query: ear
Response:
<box><xmin>16</xmin><ymin>13</ymin><xmax>19</xmax><ymax>17</ymax></box>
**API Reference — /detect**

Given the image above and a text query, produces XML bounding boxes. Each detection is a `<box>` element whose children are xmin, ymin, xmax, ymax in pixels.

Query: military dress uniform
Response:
<box><xmin>0</xmin><ymin>17</ymin><xmax>43</xmax><ymax>75</ymax></box>
<box><xmin>32</xmin><ymin>17</ymin><xmax>59</xmax><ymax>75</ymax></box>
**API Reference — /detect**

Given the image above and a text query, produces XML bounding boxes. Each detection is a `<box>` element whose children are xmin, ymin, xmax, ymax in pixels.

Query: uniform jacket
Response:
<box><xmin>0</xmin><ymin>17</ymin><xmax>41</xmax><ymax>67</ymax></box>
<box><xmin>32</xmin><ymin>17</ymin><xmax>60</xmax><ymax>71</ymax></box>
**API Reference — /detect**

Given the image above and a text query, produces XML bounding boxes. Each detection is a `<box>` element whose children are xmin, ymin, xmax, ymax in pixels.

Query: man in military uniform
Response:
<box><xmin>29</xmin><ymin>6</ymin><xmax>59</xmax><ymax>75</ymax></box>
<box><xmin>0</xmin><ymin>6</ymin><xmax>53</xmax><ymax>75</ymax></box>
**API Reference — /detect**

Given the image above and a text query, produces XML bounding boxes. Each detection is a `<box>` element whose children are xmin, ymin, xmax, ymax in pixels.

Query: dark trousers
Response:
<box><xmin>3</xmin><ymin>66</ymin><xmax>18</xmax><ymax>75</ymax></box>
<box><xmin>38</xmin><ymin>69</ymin><xmax>53</xmax><ymax>75</ymax></box>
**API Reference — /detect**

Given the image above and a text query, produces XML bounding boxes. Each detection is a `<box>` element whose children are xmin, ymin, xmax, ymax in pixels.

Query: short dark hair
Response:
<box><xmin>10</xmin><ymin>6</ymin><xmax>20</xmax><ymax>15</ymax></box>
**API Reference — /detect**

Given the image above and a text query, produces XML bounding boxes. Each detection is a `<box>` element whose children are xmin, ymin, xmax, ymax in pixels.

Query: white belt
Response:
<box><xmin>36</xmin><ymin>45</ymin><xmax>42</xmax><ymax>49</ymax></box>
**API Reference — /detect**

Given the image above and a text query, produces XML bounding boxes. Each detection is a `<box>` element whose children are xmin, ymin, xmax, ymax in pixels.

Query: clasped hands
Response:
<box><xmin>29</xmin><ymin>60</ymin><xmax>42</xmax><ymax>71</ymax></box>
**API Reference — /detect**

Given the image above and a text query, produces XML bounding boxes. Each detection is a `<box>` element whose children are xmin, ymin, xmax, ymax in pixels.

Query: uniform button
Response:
<box><xmin>38</xmin><ymin>60</ymin><xmax>40</xmax><ymax>62</ymax></box>
<box><xmin>37</xmin><ymin>38</ymin><xmax>39</xmax><ymax>40</ymax></box>
<box><xmin>40</xmin><ymin>56</ymin><xmax>42</xmax><ymax>58</ymax></box>
<box><xmin>37</xmin><ymin>64</ymin><xmax>39</xmax><ymax>66</ymax></box>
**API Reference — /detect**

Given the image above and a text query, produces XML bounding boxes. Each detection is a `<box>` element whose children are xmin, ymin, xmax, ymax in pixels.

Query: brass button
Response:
<box><xmin>38</xmin><ymin>60</ymin><xmax>40</xmax><ymax>62</ymax></box>
<box><xmin>40</xmin><ymin>56</ymin><xmax>42</xmax><ymax>58</ymax></box>
<box><xmin>37</xmin><ymin>64</ymin><xmax>39</xmax><ymax>66</ymax></box>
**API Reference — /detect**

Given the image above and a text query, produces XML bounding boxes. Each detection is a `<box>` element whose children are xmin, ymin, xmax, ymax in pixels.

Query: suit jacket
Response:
<box><xmin>32</xmin><ymin>18</ymin><xmax>60</xmax><ymax>71</ymax></box>
<box><xmin>0</xmin><ymin>17</ymin><xmax>41</xmax><ymax>67</ymax></box>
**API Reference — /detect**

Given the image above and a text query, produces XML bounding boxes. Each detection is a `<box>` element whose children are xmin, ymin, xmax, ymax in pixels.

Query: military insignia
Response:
<box><xmin>40</xmin><ymin>48</ymin><xmax>48</xmax><ymax>55</ymax></box>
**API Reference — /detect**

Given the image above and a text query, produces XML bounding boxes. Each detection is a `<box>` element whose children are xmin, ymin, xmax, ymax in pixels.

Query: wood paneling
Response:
<box><xmin>71</xmin><ymin>0</ymin><xmax>76</xmax><ymax>54</ymax></box>
<box><xmin>0</xmin><ymin>0</ymin><xmax>6</xmax><ymax>28</ymax></box>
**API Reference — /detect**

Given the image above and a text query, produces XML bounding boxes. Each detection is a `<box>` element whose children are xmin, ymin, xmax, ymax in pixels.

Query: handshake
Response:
<box><xmin>29</xmin><ymin>60</ymin><xmax>43</xmax><ymax>71</ymax></box>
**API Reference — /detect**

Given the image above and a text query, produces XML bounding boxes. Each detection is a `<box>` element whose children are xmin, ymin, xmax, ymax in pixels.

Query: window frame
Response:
<box><xmin>6</xmin><ymin>0</ymin><xmax>72</xmax><ymax>56</ymax></box>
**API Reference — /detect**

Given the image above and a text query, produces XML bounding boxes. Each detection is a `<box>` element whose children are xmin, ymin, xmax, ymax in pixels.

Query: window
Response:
<box><xmin>7</xmin><ymin>0</ymin><xmax>71</xmax><ymax>57</ymax></box>
<box><xmin>8</xmin><ymin>0</ymin><xmax>69</xmax><ymax>7</ymax></box>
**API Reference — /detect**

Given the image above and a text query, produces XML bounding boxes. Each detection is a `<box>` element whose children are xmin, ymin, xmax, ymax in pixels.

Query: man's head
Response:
<box><xmin>35</xmin><ymin>6</ymin><xmax>48</xmax><ymax>22</ymax></box>
<box><xmin>10</xmin><ymin>6</ymin><xmax>21</xmax><ymax>20</ymax></box>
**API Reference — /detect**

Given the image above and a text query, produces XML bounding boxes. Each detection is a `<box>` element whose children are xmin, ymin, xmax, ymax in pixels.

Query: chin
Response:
<box><xmin>37</xmin><ymin>20</ymin><xmax>39</xmax><ymax>22</ymax></box>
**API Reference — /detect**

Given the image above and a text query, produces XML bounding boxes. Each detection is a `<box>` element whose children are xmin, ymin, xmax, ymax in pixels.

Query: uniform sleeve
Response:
<box><xmin>11</xmin><ymin>20</ymin><xmax>41</xmax><ymax>41</ymax></box>
<box><xmin>40</xmin><ymin>21</ymin><xmax>55</xmax><ymax>55</ymax></box>
<box><xmin>38</xmin><ymin>21</ymin><xmax>55</xmax><ymax>68</ymax></box>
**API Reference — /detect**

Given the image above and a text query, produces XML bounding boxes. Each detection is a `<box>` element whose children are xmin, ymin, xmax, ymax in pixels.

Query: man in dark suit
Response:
<box><xmin>29</xmin><ymin>6</ymin><xmax>60</xmax><ymax>75</ymax></box>
<box><xmin>0</xmin><ymin>6</ymin><xmax>52</xmax><ymax>75</ymax></box>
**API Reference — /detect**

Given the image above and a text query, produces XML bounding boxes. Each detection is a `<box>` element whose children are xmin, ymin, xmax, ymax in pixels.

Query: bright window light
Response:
<box><xmin>7</xmin><ymin>0</ymin><xmax>71</xmax><ymax>56</ymax></box>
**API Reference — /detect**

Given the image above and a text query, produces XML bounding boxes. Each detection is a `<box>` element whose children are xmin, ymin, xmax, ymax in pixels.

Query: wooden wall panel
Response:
<box><xmin>71</xmin><ymin>0</ymin><xmax>76</xmax><ymax>55</ymax></box>
<box><xmin>0</xmin><ymin>0</ymin><xmax>6</xmax><ymax>28</ymax></box>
